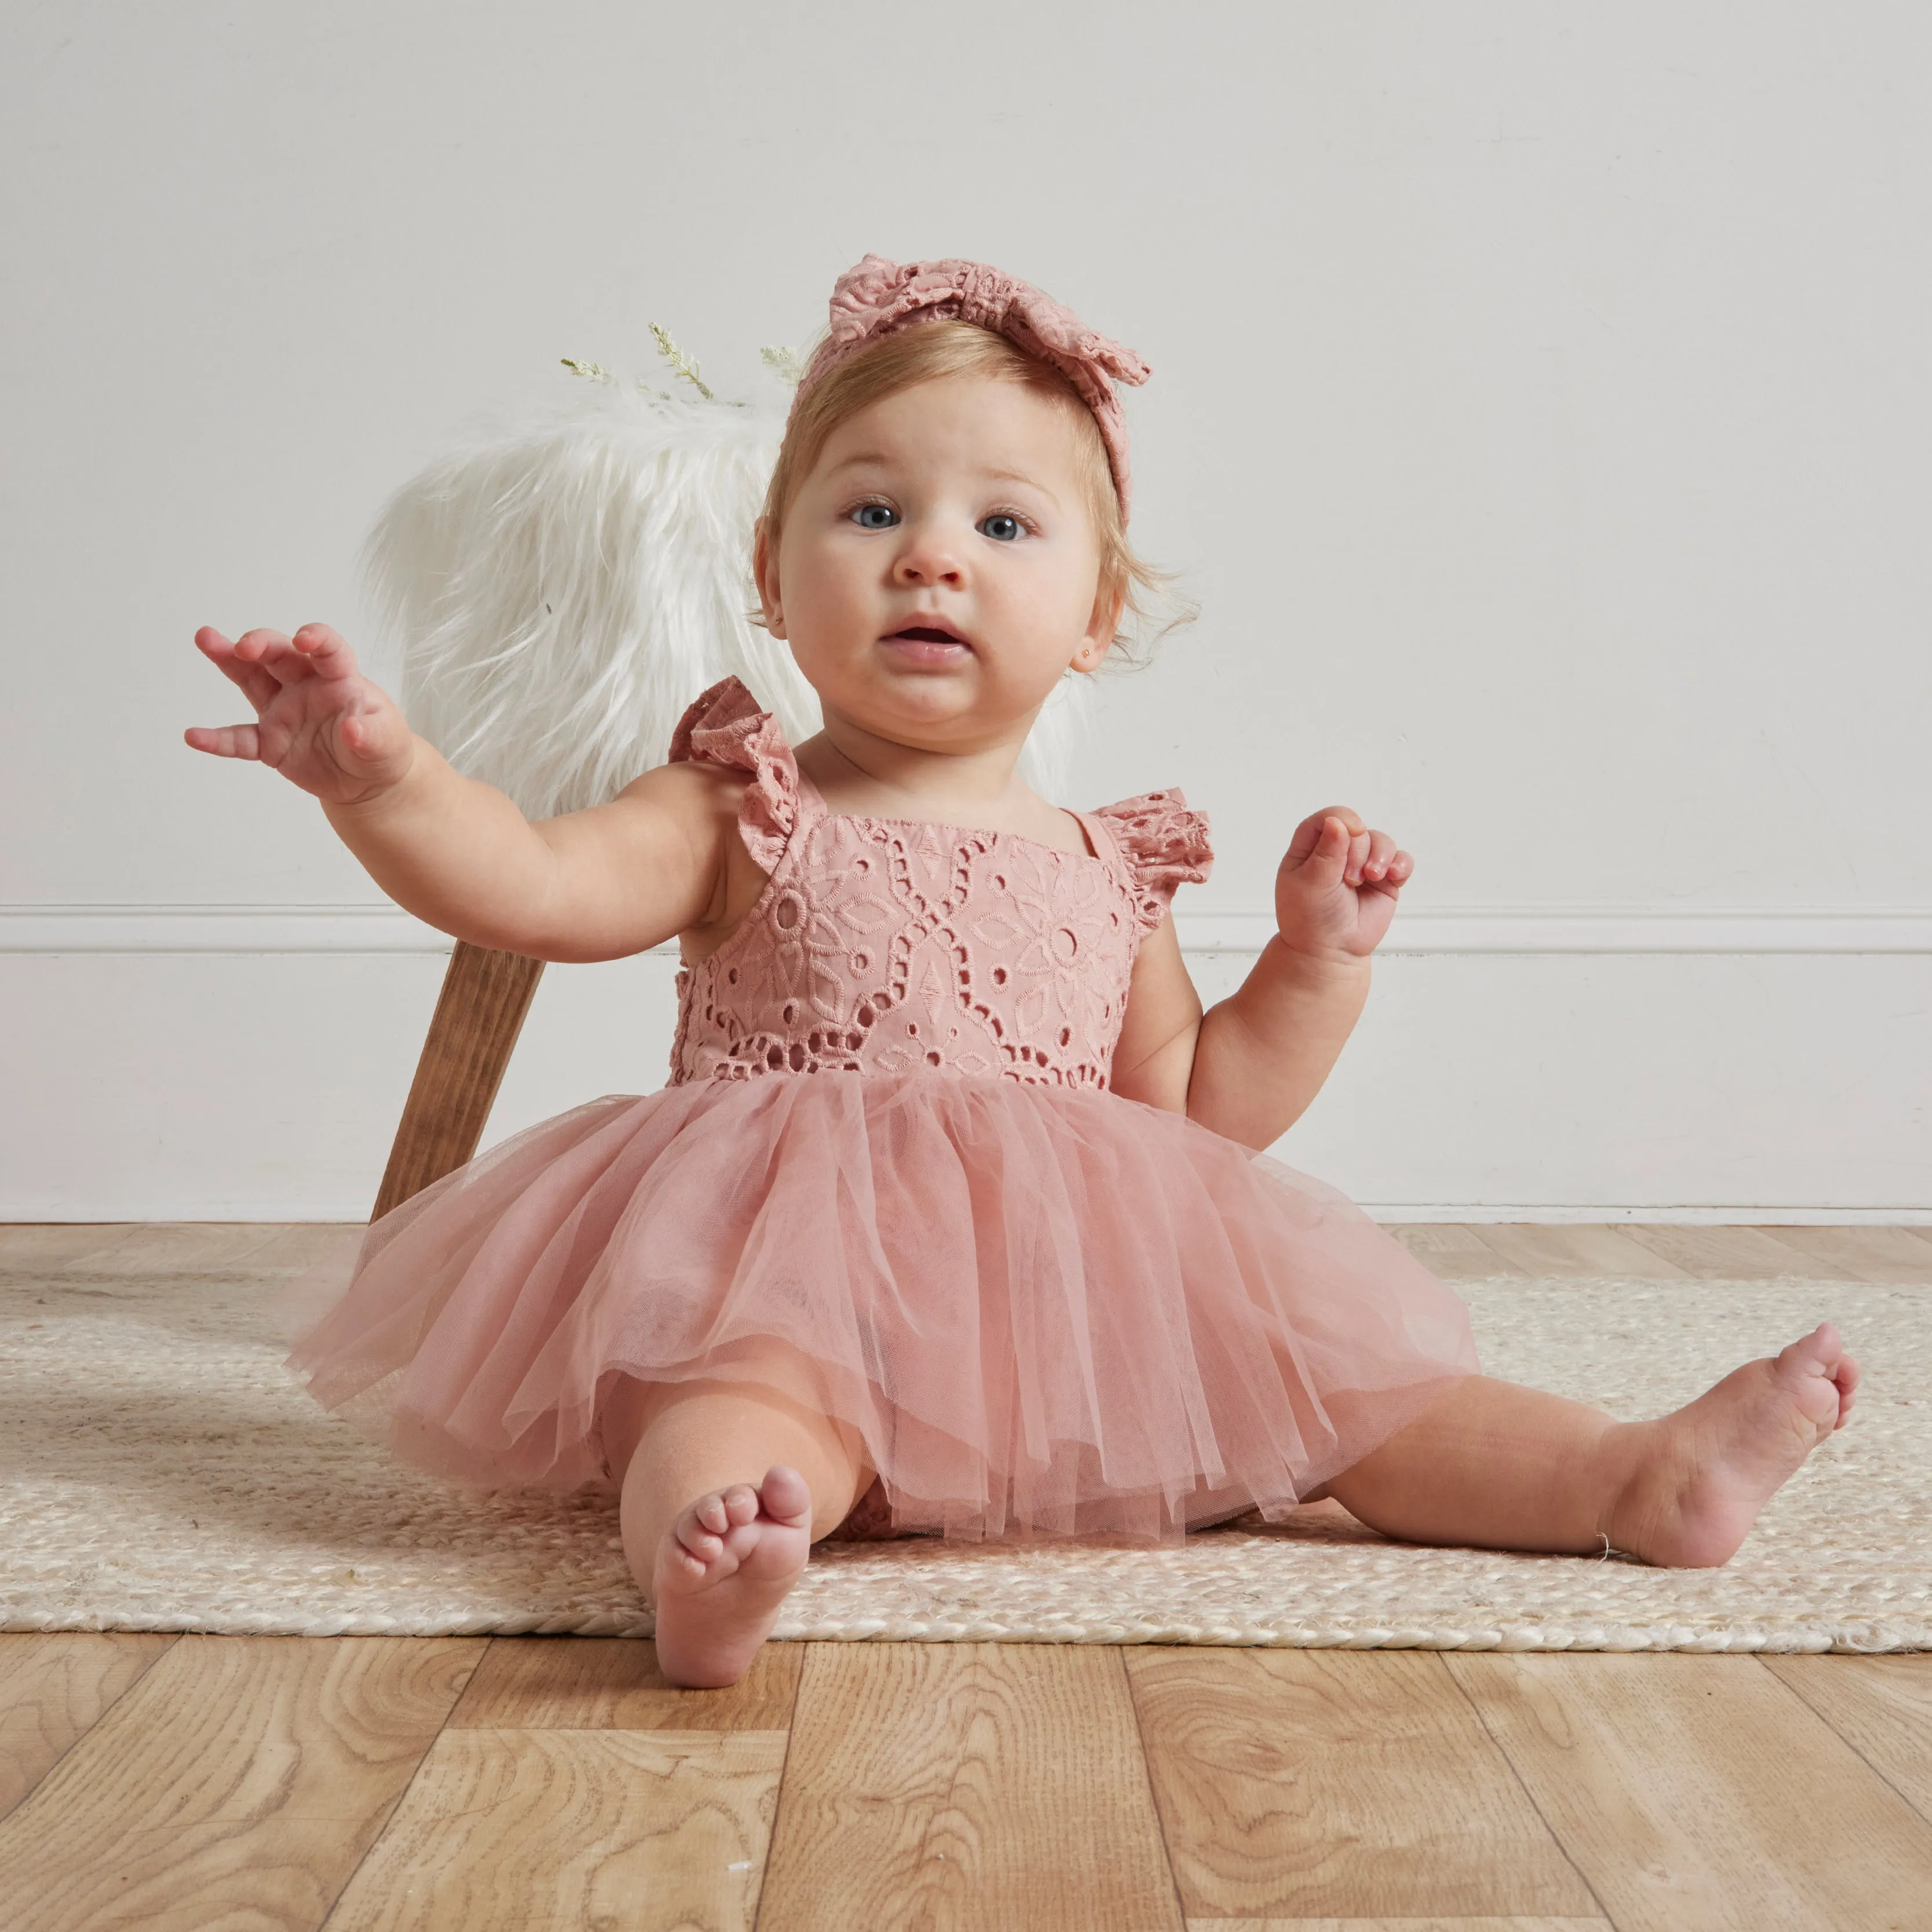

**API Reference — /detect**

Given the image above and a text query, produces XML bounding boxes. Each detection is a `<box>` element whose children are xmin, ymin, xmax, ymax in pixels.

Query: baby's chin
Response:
<box><xmin>805</xmin><ymin>668</ymin><xmax>1055</xmax><ymax>749</ymax></box>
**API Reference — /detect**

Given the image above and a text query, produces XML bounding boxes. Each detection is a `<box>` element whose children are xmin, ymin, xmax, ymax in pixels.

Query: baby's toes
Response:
<box><xmin>674</xmin><ymin>1496</ymin><xmax>733</xmax><ymax>1567</ymax></box>
<box><xmin>1776</xmin><ymin>1325</ymin><xmax>1850</xmax><ymax>1435</ymax></box>
<box><xmin>718</xmin><ymin>1482</ymin><xmax>762</xmax><ymax>1529</ymax></box>
<box><xmin>660</xmin><ymin>1530</ymin><xmax>714</xmax><ymax>1585</ymax></box>
<box><xmin>1832</xmin><ymin>1351</ymin><xmax>1862</xmax><ymax>1427</ymax></box>
<box><xmin>760</xmin><ymin>1465</ymin><xmax>814</xmax><ymax>1528</ymax></box>
<box><xmin>689</xmin><ymin>1483</ymin><xmax>758</xmax><ymax>1541</ymax></box>
<box><xmin>1790</xmin><ymin>1320</ymin><xmax>1840</xmax><ymax>1368</ymax></box>
<box><xmin>686</xmin><ymin>1491</ymin><xmax>727</xmax><ymax>1539</ymax></box>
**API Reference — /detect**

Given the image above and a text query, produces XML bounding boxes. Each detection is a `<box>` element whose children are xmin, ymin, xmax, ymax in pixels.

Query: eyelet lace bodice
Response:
<box><xmin>665</xmin><ymin>677</ymin><xmax>1214</xmax><ymax>1090</ymax></box>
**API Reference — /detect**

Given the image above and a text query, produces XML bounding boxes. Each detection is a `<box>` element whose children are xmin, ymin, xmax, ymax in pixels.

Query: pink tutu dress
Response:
<box><xmin>288</xmin><ymin>676</ymin><xmax>1479</xmax><ymax>1541</ymax></box>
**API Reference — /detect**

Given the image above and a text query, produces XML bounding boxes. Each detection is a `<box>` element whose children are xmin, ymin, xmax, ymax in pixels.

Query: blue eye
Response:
<box><xmin>851</xmin><ymin>503</ymin><xmax>898</xmax><ymax>530</ymax></box>
<box><xmin>979</xmin><ymin>513</ymin><xmax>1024</xmax><ymax>542</ymax></box>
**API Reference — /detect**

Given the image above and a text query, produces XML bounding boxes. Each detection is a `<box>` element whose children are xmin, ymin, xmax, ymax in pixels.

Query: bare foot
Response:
<box><xmin>1608</xmin><ymin>1323</ymin><xmax>1860</xmax><ymax>1567</ymax></box>
<box><xmin>651</xmin><ymin>1465</ymin><xmax>813</xmax><ymax>1687</ymax></box>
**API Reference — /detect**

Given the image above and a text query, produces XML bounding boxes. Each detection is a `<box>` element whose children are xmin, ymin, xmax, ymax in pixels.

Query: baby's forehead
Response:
<box><xmin>813</xmin><ymin>374</ymin><xmax>1094</xmax><ymax>485</ymax></box>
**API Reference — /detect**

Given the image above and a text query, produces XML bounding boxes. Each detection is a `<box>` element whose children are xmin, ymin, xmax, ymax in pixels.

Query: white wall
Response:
<box><xmin>5</xmin><ymin>2</ymin><xmax>1928</xmax><ymax>1220</ymax></box>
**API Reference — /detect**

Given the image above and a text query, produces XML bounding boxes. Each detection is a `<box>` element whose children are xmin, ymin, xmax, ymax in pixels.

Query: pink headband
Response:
<box><xmin>789</xmin><ymin>254</ymin><xmax>1152</xmax><ymax>522</ymax></box>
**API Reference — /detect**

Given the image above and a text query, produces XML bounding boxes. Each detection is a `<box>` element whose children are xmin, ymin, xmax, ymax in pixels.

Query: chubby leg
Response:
<box><xmin>1323</xmin><ymin>1323</ymin><xmax>1860</xmax><ymax>1567</ymax></box>
<box><xmin>605</xmin><ymin>1355</ymin><xmax>872</xmax><ymax>1687</ymax></box>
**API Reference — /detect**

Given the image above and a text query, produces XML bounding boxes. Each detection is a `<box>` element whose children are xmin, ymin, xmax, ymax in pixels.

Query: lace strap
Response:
<box><xmin>667</xmin><ymin>675</ymin><xmax>806</xmax><ymax>875</ymax></box>
<box><xmin>1089</xmin><ymin>788</ymin><xmax>1214</xmax><ymax>937</ymax></box>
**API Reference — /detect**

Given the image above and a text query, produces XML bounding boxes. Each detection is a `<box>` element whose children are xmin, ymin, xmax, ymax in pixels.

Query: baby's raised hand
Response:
<box><xmin>1274</xmin><ymin>806</ymin><xmax>1414</xmax><ymax>962</ymax></box>
<box><xmin>185</xmin><ymin>624</ymin><xmax>414</xmax><ymax>806</ymax></box>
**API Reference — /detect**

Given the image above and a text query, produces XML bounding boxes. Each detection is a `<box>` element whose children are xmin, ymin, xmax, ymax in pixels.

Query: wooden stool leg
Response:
<box><xmin>372</xmin><ymin>941</ymin><xmax>547</xmax><ymax>1220</ymax></box>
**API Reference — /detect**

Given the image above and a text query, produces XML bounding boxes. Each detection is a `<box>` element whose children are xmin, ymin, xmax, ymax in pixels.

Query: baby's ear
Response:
<box><xmin>752</xmin><ymin>520</ymin><xmax>786</xmax><ymax>639</ymax></box>
<box><xmin>1082</xmin><ymin>583</ymin><xmax>1125</xmax><ymax>661</ymax></box>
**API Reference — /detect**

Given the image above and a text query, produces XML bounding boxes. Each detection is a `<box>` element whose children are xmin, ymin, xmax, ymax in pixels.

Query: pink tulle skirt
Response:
<box><xmin>285</xmin><ymin>1072</ymin><xmax>1479</xmax><ymax>1542</ymax></box>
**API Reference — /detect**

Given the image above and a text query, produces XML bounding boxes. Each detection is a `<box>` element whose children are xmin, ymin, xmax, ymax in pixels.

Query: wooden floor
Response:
<box><xmin>2</xmin><ymin>1222</ymin><xmax>1929</xmax><ymax>1930</ymax></box>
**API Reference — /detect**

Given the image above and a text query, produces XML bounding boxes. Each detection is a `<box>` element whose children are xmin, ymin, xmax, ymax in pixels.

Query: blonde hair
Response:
<box><xmin>758</xmin><ymin>320</ymin><xmax>1179</xmax><ymax>664</ymax></box>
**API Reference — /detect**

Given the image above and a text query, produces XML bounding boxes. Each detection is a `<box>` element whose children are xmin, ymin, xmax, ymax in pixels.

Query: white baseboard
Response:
<box><xmin>0</xmin><ymin>906</ymin><xmax>456</xmax><ymax>954</ymax></box>
<box><xmin>5</xmin><ymin>903</ymin><xmax>1931</xmax><ymax>955</ymax></box>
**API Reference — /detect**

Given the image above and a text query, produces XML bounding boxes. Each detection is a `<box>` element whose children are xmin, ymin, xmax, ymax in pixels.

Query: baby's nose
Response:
<box><xmin>892</xmin><ymin>533</ymin><xmax>964</xmax><ymax>584</ymax></box>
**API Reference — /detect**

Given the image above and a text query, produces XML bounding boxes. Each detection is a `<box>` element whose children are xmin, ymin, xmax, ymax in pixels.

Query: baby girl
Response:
<box><xmin>188</xmin><ymin>257</ymin><xmax>1858</xmax><ymax>1686</ymax></box>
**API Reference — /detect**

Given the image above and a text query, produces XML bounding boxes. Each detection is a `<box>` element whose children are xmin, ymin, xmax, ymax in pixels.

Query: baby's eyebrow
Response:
<box><xmin>821</xmin><ymin>452</ymin><xmax>1061</xmax><ymax>508</ymax></box>
<box><xmin>982</xmin><ymin>467</ymin><xmax>1058</xmax><ymax>505</ymax></box>
<box><xmin>824</xmin><ymin>451</ymin><xmax>893</xmax><ymax>474</ymax></box>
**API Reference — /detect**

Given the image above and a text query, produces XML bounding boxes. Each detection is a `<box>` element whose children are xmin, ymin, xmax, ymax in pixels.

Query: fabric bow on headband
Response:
<box><xmin>789</xmin><ymin>254</ymin><xmax>1152</xmax><ymax>521</ymax></box>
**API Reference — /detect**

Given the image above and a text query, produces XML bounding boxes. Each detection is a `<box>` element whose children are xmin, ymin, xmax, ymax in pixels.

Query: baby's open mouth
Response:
<box><xmin>889</xmin><ymin>625</ymin><xmax>968</xmax><ymax>645</ymax></box>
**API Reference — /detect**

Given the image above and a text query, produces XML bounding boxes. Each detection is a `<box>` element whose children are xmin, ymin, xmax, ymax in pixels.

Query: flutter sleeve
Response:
<box><xmin>666</xmin><ymin>675</ymin><xmax>800</xmax><ymax>875</ymax></box>
<box><xmin>1090</xmin><ymin>788</ymin><xmax>1214</xmax><ymax>938</ymax></box>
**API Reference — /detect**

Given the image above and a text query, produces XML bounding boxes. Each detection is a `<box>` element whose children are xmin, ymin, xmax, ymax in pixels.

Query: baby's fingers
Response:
<box><xmin>194</xmin><ymin>627</ymin><xmax>286</xmax><ymax>711</ymax></box>
<box><xmin>1360</xmin><ymin>830</ymin><xmax>1410</xmax><ymax>887</ymax></box>
<box><xmin>1312</xmin><ymin>814</ymin><xmax>1357</xmax><ymax>882</ymax></box>
<box><xmin>1286</xmin><ymin>805</ymin><xmax>1361</xmax><ymax>868</ymax></box>
<box><xmin>184</xmin><ymin>722</ymin><xmax>262</xmax><ymax>760</ymax></box>
<box><xmin>229</xmin><ymin>627</ymin><xmax>314</xmax><ymax>687</ymax></box>
<box><xmin>224</xmin><ymin>624</ymin><xmax>361</xmax><ymax>688</ymax></box>
<box><xmin>289</xmin><ymin>622</ymin><xmax>363</xmax><ymax>683</ymax></box>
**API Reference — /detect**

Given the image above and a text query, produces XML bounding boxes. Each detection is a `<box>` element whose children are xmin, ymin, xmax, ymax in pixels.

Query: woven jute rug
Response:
<box><xmin>2</xmin><ymin>1253</ymin><xmax>1926</xmax><ymax>1651</ymax></box>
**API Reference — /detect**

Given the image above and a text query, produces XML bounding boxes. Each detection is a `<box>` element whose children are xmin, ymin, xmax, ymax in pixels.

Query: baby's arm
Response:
<box><xmin>185</xmin><ymin>624</ymin><xmax>737</xmax><ymax>961</ymax></box>
<box><xmin>1110</xmin><ymin>809</ymin><xmax>1409</xmax><ymax>1150</ymax></box>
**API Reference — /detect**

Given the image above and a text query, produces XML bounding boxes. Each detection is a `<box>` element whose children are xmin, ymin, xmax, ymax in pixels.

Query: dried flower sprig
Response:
<box><xmin>759</xmin><ymin>344</ymin><xmax>805</xmax><ymax>388</ymax></box>
<box><xmin>649</xmin><ymin>322</ymin><xmax>715</xmax><ymax>400</ymax></box>
<box><xmin>564</xmin><ymin>328</ymin><xmax>768</xmax><ymax>407</ymax></box>
<box><xmin>562</xmin><ymin>356</ymin><xmax>671</xmax><ymax>401</ymax></box>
